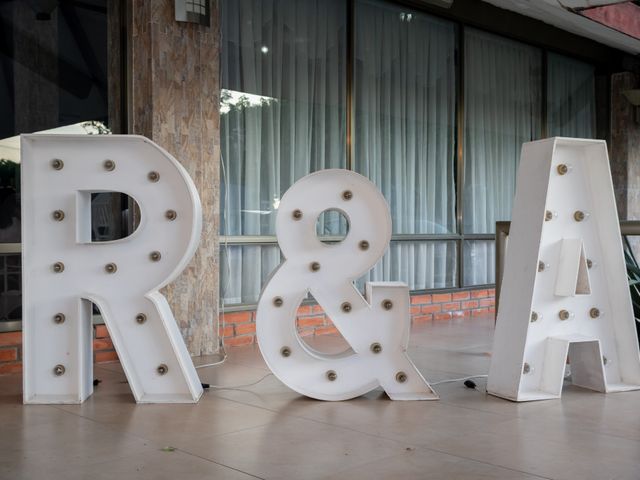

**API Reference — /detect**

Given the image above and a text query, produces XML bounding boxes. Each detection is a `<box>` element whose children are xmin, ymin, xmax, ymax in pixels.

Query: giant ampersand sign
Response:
<box><xmin>256</xmin><ymin>169</ymin><xmax>437</xmax><ymax>401</ymax></box>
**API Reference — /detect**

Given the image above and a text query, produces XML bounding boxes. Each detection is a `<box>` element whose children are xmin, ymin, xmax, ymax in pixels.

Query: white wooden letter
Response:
<box><xmin>488</xmin><ymin>137</ymin><xmax>640</xmax><ymax>401</ymax></box>
<box><xmin>22</xmin><ymin>134</ymin><xmax>203</xmax><ymax>404</ymax></box>
<box><xmin>256</xmin><ymin>169</ymin><xmax>437</xmax><ymax>401</ymax></box>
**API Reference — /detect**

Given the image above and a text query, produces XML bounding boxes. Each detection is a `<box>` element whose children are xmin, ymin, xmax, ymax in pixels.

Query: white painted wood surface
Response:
<box><xmin>488</xmin><ymin>137</ymin><xmax>640</xmax><ymax>401</ymax></box>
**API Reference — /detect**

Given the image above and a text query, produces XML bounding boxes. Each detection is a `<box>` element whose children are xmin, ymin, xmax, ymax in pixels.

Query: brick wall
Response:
<box><xmin>0</xmin><ymin>324</ymin><xmax>121</xmax><ymax>375</ymax></box>
<box><xmin>0</xmin><ymin>288</ymin><xmax>495</xmax><ymax>373</ymax></box>
<box><xmin>219</xmin><ymin>288</ymin><xmax>496</xmax><ymax>347</ymax></box>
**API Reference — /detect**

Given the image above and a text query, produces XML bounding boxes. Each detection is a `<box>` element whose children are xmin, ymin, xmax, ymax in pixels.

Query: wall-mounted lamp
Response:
<box><xmin>175</xmin><ymin>0</ymin><xmax>210</xmax><ymax>27</ymax></box>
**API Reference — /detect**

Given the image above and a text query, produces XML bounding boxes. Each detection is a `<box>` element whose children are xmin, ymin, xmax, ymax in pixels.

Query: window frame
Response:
<box><xmin>220</xmin><ymin>0</ymin><xmax>604</xmax><ymax>309</ymax></box>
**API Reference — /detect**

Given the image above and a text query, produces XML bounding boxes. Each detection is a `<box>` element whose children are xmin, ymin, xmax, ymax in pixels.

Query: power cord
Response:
<box><xmin>201</xmin><ymin>373</ymin><xmax>274</xmax><ymax>391</ymax></box>
<box><xmin>193</xmin><ymin>151</ymin><xmax>233</xmax><ymax>373</ymax></box>
<box><xmin>430</xmin><ymin>374</ymin><xmax>488</xmax><ymax>387</ymax></box>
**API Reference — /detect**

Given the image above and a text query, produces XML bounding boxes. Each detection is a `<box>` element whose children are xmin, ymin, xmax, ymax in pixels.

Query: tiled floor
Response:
<box><xmin>1</xmin><ymin>315</ymin><xmax>640</xmax><ymax>480</ymax></box>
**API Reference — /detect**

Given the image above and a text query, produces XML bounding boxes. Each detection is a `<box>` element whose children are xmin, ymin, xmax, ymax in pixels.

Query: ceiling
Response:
<box><xmin>480</xmin><ymin>0</ymin><xmax>640</xmax><ymax>54</ymax></box>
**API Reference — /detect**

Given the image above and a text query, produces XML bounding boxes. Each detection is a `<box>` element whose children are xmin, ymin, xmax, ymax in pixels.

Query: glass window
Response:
<box><xmin>220</xmin><ymin>244</ymin><xmax>282</xmax><ymax>305</ymax></box>
<box><xmin>220</xmin><ymin>2</ymin><xmax>601</xmax><ymax>303</ymax></box>
<box><xmin>360</xmin><ymin>240</ymin><xmax>457</xmax><ymax>290</ymax></box>
<box><xmin>354</xmin><ymin>0</ymin><xmax>456</xmax><ymax>235</ymax></box>
<box><xmin>220</xmin><ymin>0</ymin><xmax>347</xmax><ymax>304</ymax></box>
<box><xmin>220</xmin><ymin>0</ymin><xmax>347</xmax><ymax>237</ymax></box>
<box><xmin>463</xmin><ymin>239</ymin><xmax>495</xmax><ymax>286</ymax></box>
<box><xmin>463</xmin><ymin>29</ymin><xmax>542</xmax><ymax>235</ymax></box>
<box><xmin>0</xmin><ymin>0</ymin><xmax>119</xmax><ymax>328</ymax></box>
<box><xmin>547</xmin><ymin>53</ymin><xmax>596</xmax><ymax>137</ymax></box>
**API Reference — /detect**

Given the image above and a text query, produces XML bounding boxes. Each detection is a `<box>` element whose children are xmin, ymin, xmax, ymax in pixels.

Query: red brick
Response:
<box><xmin>461</xmin><ymin>300</ymin><xmax>479</xmax><ymax>310</ymax></box>
<box><xmin>412</xmin><ymin>315</ymin><xmax>432</xmax><ymax>324</ymax></box>
<box><xmin>410</xmin><ymin>294</ymin><xmax>431</xmax><ymax>305</ymax></box>
<box><xmin>0</xmin><ymin>363</ymin><xmax>22</xmax><ymax>375</ymax></box>
<box><xmin>488</xmin><ymin>307</ymin><xmax>496</xmax><ymax>314</ymax></box>
<box><xmin>480</xmin><ymin>298</ymin><xmax>495</xmax><ymax>307</ymax></box>
<box><xmin>95</xmin><ymin>325</ymin><xmax>109</xmax><ymax>339</ymax></box>
<box><xmin>221</xmin><ymin>311</ymin><xmax>253</xmax><ymax>325</ymax></box>
<box><xmin>487</xmin><ymin>289</ymin><xmax>496</xmax><ymax>296</ymax></box>
<box><xmin>451</xmin><ymin>311</ymin><xmax>466</xmax><ymax>318</ymax></box>
<box><xmin>471</xmin><ymin>289</ymin><xmax>489</xmax><ymax>299</ymax></box>
<box><xmin>219</xmin><ymin>325</ymin><xmax>234</xmax><ymax>338</ymax></box>
<box><xmin>297</xmin><ymin>305</ymin><xmax>313</xmax><ymax>315</ymax></box>
<box><xmin>235</xmin><ymin>323</ymin><xmax>256</xmax><ymax>335</ymax></box>
<box><xmin>297</xmin><ymin>316</ymin><xmax>325</xmax><ymax>327</ymax></box>
<box><xmin>421</xmin><ymin>304</ymin><xmax>442</xmax><ymax>314</ymax></box>
<box><xmin>93</xmin><ymin>338</ymin><xmax>114</xmax><ymax>351</ymax></box>
<box><xmin>462</xmin><ymin>309</ymin><xmax>472</xmax><ymax>317</ymax></box>
<box><xmin>324</xmin><ymin>318</ymin><xmax>336</xmax><ymax>327</ymax></box>
<box><xmin>452</xmin><ymin>291</ymin><xmax>470</xmax><ymax>301</ymax></box>
<box><xmin>297</xmin><ymin>329</ymin><xmax>314</xmax><ymax>337</ymax></box>
<box><xmin>434</xmin><ymin>312</ymin><xmax>452</xmax><ymax>321</ymax></box>
<box><xmin>0</xmin><ymin>332</ymin><xmax>21</xmax><ymax>347</ymax></box>
<box><xmin>432</xmin><ymin>293</ymin><xmax>452</xmax><ymax>303</ymax></box>
<box><xmin>472</xmin><ymin>308</ymin><xmax>490</xmax><ymax>317</ymax></box>
<box><xmin>95</xmin><ymin>351</ymin><xmax>119</xmax><ymax>363</ymax></box>
<box><xmin>312</xmin><ymin>305</ymin><xmax>325</xmax><ymax>314</ymax></box>
<box><xmin>0</xmin><ymin>348</ymin><xmax>17</xmax><ymax>362</ymax></box>
<box><xmin>410</xmin><ymin>305</ymin><xmax>421</xmax><ymax>314</ymax></box>
<box><xmin>441</xmin><ymin>302</ymin><xmax>461</xmax><ymax>312</ymax></box>
<box><xmin>315</xmin><ymin>326</ymin><xmax>339</xmax><ymax>336</ymax></box>
<box><xmin>225</xmin><ymin>335</ymin><xmax>255</xmax><ymax>347</ymax></box>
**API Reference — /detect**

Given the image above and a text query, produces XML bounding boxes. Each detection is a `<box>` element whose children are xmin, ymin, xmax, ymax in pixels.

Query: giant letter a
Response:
<box><xmin>488</xmin><ymin>137</ymin><xmax>640</xmax><ymax>401</ymax></box>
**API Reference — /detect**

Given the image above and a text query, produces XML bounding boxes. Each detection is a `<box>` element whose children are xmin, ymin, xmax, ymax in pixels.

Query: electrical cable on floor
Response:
<box><xmin>204</xmin><ymin>373</ymin><xmax>274</xmax><ymax>390</ymax></box>
<box><xmin>430</xmin><ymin>374</ymin><xmax>488</xmax><ymax>386</ymax></box>
<box><xmin>193</xmin><ymin>153</ymin><xmax>233</xmax><ymax>373</ymax></box>
<box><xmin>195</xmin><ymin>356</ymin><xmax>228</xmax><ymax>370</ymax></box>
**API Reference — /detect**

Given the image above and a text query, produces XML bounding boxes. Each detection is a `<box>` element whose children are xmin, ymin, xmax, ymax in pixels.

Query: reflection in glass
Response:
<box><xmin>315</xmin><ymin>209</ymin><xmax>349</xmax><ymax>243</ymax></box>
<box><xmin>360</xmin><ymin>241</ymin><xmax>457</xmax><ymax>291</ymax></box>
<box><xmin>547</xmin><ymin>53</ymin><xmax>595</xmax><ymax>138</ymax></box>
<box><xmin>0</xmin><ymin>1</ymin><xmax>112</xmax><ymax>326</ymax></box>
<box><xmin>463</xmin><ymin>240</ymin><xmax>495</xmax><ymax>286</ymax></box>
<box><xmin>220</xmin><ymin>0</ymin><xmax>347</xmax><ymax>237</ymax></box>
<box><xmin>220</xmin><ymin>244</ymin><xmax>282</xmax><ymax>305</ymax></box>
<box><xmin>0</xmin><ymin>254</ymin><xmax>21</xmax><ymax>322</ymax></box>
<box><xmin>220</xmin><ymin>0</ymin><xmax>347</xmax><ymax>304</ymax></box>
<box><xmin>0</xmin><ymin>160</ymin><xmax>20</xmax><ymax>244</ymax></box>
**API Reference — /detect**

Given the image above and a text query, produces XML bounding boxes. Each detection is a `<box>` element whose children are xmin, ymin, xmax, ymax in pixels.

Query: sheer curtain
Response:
<box><xmin>463</xmin><ymin>29</ymin><xmax>542</xmax><ymax>286</ymax></box>
<box><xmin>220</xmin><ymin>0</ymin><xmax>346</xmax><ymax>303</ymax></box>
<box><xmin>354</xmin><ymin>0</ymin><xmax>457</xmax><ymax>289</ymax></box>
<box><xmin>547</xmin><ymin>53</ymin><xmax>596</xmax><ymax>137</ymax></box>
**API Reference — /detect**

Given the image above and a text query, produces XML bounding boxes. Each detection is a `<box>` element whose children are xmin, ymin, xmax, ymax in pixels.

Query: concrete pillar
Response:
<box><xmin>129</xmin><ymin>0</ymin><xmax>220</xmax><ymax>355</ymax></box>
<box><xmin>611</xmin><ymin>72</ymin><xmax>640</xmax><ymax>221</ymax></box>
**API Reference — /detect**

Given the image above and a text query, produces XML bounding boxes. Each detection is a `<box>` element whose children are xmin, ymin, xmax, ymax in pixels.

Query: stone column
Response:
<box><xmin>611</xmin><ymin>72</ymin><xmax>640</xmax><ymax>221</ymax></box>
<box><xmin>129</xmin><ymin>0</ymin><xmax>220</xmax><ymax>355</ymax></box>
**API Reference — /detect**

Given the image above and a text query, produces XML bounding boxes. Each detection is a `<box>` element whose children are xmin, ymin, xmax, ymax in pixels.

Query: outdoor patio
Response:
<box><xmin>1</xmin><ymin>315</ymin><xmax>639</xmax><ymax>480</ymax></box>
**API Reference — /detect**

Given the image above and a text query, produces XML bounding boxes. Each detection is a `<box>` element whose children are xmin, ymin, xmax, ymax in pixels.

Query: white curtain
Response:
<box><xmin>354</xmin><ymin>1</ymin><xmax>457</xmax><ymax>289</ymax></box>
<box><xmin>221</xmin><ymin>2</ymin><xmax>598</xmax><ymax>301</ymax></box>
<box><xmin>547</xmin><ymin>53</ymin><xmax>596</xmax><ymax>137</ymax></box>
<box><xmin>220</xmin><ymin>0</ymin><xmax>346</xmax><ymax>303</ymax></box>
<box><xmin>462</xmin><ymin>29</ymin><xmax>542</xmax><ymax>285</ymax></box>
